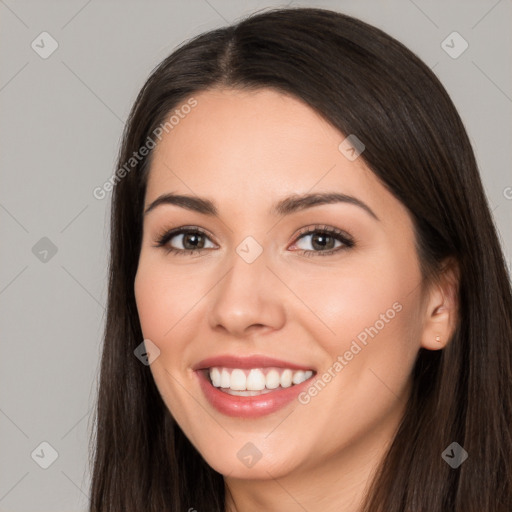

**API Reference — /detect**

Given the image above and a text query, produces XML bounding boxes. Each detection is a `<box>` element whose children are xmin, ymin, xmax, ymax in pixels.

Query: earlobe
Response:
<box><xmin>420</xmin><ymin>259</ymin><xmax>460</xmax><ymax>351</ymax></box>
<box><xmin>421</xmin><ymin>308</ymin><xmax>453</xmax><ymax>351</ymax></box>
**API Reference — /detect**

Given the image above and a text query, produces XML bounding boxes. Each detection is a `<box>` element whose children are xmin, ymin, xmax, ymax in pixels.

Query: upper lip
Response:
<box><xmin>193</xmin><ymin>354</ymin><xmax>315</xmax><ymax>371</ymax></box>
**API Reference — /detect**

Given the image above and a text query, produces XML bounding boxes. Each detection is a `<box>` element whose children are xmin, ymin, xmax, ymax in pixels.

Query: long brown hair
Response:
<box><xmin>89</xmin><ymin>7</ymin><xmax>512</xmax><ymax>511</ymax></box>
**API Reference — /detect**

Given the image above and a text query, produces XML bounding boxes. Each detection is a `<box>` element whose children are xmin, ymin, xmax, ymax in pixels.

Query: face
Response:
<box><xmin>134</xmin><ymin>87</ymin><xmax>428</xmax><ymax>481</ymax></box>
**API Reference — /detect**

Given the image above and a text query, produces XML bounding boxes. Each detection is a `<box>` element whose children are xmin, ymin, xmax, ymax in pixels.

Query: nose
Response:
<box><xmin>208</xmin><ymin>243</ymin><xmax>286</xmax><ymax>338</ymax></box>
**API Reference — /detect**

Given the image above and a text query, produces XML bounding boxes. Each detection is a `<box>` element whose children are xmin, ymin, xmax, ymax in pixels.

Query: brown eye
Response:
<box><xmin>291</xmin><ymin>226</ymin><xmax>355</xmax><ymax>257</ymax></box>
<box><xmin>155</xmin><ymin>227</ymin><xmax>216</xmax><ymax>256</ymax></box>
<box><xmin>297</xmin><ymin>232</ymin><xmax>338</xmax><ymax>251</ymax></box>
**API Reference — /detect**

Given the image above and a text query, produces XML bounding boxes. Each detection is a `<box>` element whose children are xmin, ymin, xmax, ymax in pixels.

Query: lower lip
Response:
<box><xmin>196</xmin><ymin>370</ymin><xmax>314</xmax><ymax>418</ymax></box>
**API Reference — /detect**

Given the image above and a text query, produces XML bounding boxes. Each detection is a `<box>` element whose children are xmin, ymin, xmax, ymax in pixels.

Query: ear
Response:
<box><xmin>420</xmin><ymin>258</ymin><xmax>460</xmax><ymax>351</ymax></box>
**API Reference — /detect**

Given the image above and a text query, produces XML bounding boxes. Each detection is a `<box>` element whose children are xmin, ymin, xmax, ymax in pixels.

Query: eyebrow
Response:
<box><xmin>144</xmin><ymin>191</ymin><xmax>379</xmax><ymax>220</ymax></box>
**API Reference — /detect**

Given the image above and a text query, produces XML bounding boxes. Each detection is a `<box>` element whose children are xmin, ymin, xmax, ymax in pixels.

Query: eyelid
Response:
<box><xmin>154</xmin><ymin>225</ymin><xmax>217</xmax><ymax>244</ymax></box>
<box><xmin>291</xmin><ymin>224</ymin><xmax>354</xmax><ymax>244</ymax></box>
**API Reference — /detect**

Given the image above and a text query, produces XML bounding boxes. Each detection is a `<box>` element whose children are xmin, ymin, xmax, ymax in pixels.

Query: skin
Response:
<box><xmin>134</xmin><ymin>88</ymin><xmax>458</xmax><ymax>512</ymax></box>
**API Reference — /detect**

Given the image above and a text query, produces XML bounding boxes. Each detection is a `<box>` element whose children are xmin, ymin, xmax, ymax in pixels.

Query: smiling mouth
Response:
<box><xmin>203</xmin><ymin>366</ymin><xmax>316</xmax><ymax>396</ymax></box>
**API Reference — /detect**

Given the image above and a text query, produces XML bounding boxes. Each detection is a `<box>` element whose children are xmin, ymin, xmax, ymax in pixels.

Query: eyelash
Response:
<box><xmin>153</xmin><ymin>224</ymin><xmax>355</xmax><ymax>258</ymax></box>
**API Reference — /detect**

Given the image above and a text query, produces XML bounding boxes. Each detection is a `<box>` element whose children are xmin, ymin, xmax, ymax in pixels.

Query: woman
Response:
<box><xmin>89</xmin><ymin>7</ymin><xmax>512</xmax><ymax>511</ymax></box>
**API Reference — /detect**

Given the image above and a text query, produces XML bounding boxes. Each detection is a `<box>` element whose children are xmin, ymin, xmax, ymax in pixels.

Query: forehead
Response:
<box><xmin>145</xmin><ymin>87</ymin><xmax>387</xmax><ymax>216</ymax></box>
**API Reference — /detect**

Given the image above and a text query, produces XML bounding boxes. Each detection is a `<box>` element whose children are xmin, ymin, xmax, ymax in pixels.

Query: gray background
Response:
<box><xmin>1</xmin><ymin>0</ymin><xmax>510</xmax><ymax>510</ymax></box>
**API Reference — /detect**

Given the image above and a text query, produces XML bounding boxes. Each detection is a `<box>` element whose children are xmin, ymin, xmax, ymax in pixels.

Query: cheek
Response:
<box><xmin>134</xmin><ymin>264</ymin><xmax>170</xmax><ymax>342</ymax></box>
<box><xmin>134</xmin><ymin>259</ymin><xmax>190</xmax><ymax>350</ymax></box>
<box><xmin>287</xmin><ymin>258</ymin><xmax>422</xmax><ymax>434</ymax></box>
<box><xmin>286</xmin><ymin>248</ymin><xmax>423</xmax><ymax>364</ymax></box>
<box><xmin>134</xmin><ymin>258</ymin><xmax>207</xmax><ymax>428</ymax></box>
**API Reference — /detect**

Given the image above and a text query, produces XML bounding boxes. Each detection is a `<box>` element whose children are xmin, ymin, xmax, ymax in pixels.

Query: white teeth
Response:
<box><xmin>246</xmin><ymin>369</ymin><xmax>266</xmax><ymax>391</ymax></box>
<box><xmin>230</xmin><ymin>369</ymin><xmax>246</xmax><ymax>390</ymax></box>
<box><xmin>292</xmin><ymin>370</ymin><xmax>305</xmax><ymax>385</ymax></box>
<box><xmin>280</xmin><ymin>369</ymin><xmax>293</xmax><ymax>388</ymax></box>
<box><xmin>223</xmin><ymin>388</ymin><xmax>274</xmax><ymax>396</ymax></box>
<box><xmin>220</xmin><ymin>368</ymin><xmax>230</xmax><ymax>388</ymax></box>
<box><xmin>210</xmin><ymin>367</ymin><xmax>221</xmax><ymax>387</ymax></box>
<box><xmin>208</xmin><ymin>366</ymin><xmax>314</xmax><ymax>392</ymax></box>
<box><xmin>265</xmin><ymin>369</ymin><xmax>281</xmax><ymax>389</ymax></box>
